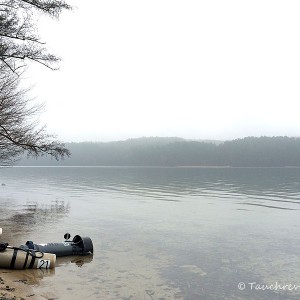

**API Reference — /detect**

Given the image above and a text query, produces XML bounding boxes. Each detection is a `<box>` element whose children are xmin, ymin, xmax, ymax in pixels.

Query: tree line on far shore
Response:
<box><xmin>18</xmin><ymin>136</ymin><xmax>300</xmax><ymax>167</ymax></box>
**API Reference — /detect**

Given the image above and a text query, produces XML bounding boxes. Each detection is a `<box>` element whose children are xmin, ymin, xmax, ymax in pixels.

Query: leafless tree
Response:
<box><xmin>0</xmin><ymin>64</ymin><xmax>70</xmax><ymax>165</ymax></box>
<box><xmin>0</xmin><ymin>0</ymin><xmax>71</xmax><ymax>165</ymax></box>
<box><xmin>0</xmin><ymin>0</ymin><xmax>71</xmax><ymax>74</ymax></box>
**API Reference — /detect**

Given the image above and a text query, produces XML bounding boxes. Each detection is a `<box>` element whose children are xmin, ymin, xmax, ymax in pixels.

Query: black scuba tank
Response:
<box><xmin>20</xmin><ymin>233</ymin><xmax>93</xmax><ymax>257</ymax></box>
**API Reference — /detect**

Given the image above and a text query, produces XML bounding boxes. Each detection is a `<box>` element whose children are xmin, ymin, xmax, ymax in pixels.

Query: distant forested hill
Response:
<box><xmin>18</xmin><ymin>136</ymin><xmax>300</xmax><ymax>167</ymax></box>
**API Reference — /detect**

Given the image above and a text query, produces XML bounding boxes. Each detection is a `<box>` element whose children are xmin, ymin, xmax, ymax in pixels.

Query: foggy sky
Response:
<box><xmin>27</xmin><ymin>0</ymin><xmax>300</xmax><ymax>142</ymax></box>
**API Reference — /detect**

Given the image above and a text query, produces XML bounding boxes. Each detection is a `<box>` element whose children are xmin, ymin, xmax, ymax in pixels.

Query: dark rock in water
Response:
<box><xmin>1</xmin><ymin>183</ymin><xmax>5</xmax><ymax>186</ymax></box>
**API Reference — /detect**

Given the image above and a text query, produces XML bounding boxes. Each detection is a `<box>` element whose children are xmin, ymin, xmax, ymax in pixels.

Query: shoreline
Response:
<box><xmin>0</xmin><ymin>270</ymin><xmax>37</xmax><ymax>300</ymax></box>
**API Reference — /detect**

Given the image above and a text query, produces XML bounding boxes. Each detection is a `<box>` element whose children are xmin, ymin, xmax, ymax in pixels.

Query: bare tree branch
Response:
<box><xmin>0</xmin><ymin>0</ymin><xmax>71</xmax><ymax>74</ymax></box>
<box><xmin>0</xmin><ymin>1</ymin><xmax>72</xmax><ymax>164</ymax></box>
<box><xmin>0</xmin><ymin>66</ymin><xmax>70</xmax><ymax>165</ymax></box>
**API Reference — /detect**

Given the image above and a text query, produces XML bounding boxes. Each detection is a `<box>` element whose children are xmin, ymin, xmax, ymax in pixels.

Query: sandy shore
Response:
<box><xmin>0</xmin><ymin>270</ymin><xmax>37</xmax><ymax>300</ymax></box>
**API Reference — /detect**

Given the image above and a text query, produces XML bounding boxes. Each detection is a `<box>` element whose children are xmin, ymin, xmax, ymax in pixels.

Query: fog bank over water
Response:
<box><xmin>18</xmin><ymin>136</ymin><xmax>300</xmax><ymax>167</ymax></box>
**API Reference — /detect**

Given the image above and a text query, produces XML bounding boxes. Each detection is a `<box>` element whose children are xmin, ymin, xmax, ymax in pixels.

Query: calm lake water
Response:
<box><xmin>1</xmin><ymin>167</ymin><xmax>300</xmax><ymax>300</ymax></box>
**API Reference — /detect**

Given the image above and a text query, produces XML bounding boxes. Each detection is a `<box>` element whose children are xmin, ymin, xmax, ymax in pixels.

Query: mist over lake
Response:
<box><xmin>1</xmin><ymin>166</ymin><xmax>300</xmax><ymax>299</ymax></box>
<box><xmin>19</xmin><ymin>136</ymin><xmax>300</xmax><ymax>167</ymax></box>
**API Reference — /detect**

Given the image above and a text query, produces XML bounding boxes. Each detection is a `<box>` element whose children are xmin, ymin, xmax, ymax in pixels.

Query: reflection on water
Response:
<box><xmin>10</xmin><ymin>268</ymin><xmax>56</xmax><ymax>286</ymax></box>
<box><xmin>11</xmin><ymin>200</ymin><xmax>70</xmax><ymax>224</ymax></box>
<box><xmin>0</xmin><ymin>254</ymin><xmax>93</xmax><ymax>297</ymax></box>
<box><xmin>56</xmin><ymin>255</ymin><xmax>94</xmax><ymax>268</ymax></box>
<box><xmin>1</xmin><ymin>200</ymin><xmax>70</xmax><ymax>243</ymax></box>
<box><xmin>0</xmin><ymin>167</ymin><xmax>300</xmax><ymax>299</ymax></box>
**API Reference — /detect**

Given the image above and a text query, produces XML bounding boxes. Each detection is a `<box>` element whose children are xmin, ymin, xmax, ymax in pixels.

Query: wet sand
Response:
<box><xmin>0</xmin><ymin>271</ymin><xmax>37</xmax><ymax>300</ymax></box>
<box><xmin>0</xmin><ymin>229</ymin><xmax>36</xmax><ymax>300</ymax></box>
